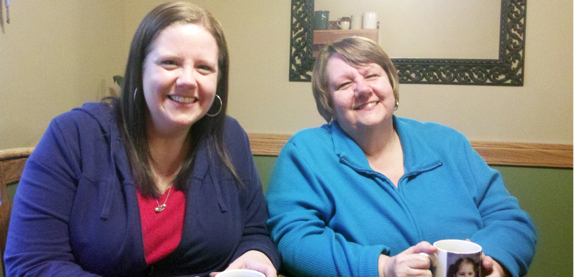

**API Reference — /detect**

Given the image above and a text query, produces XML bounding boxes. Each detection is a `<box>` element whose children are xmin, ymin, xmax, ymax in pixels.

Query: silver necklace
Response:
<box><xmin>154</xmin><ymin>185</ymin><xmax>173</xmax><ymax>213</ymax></box>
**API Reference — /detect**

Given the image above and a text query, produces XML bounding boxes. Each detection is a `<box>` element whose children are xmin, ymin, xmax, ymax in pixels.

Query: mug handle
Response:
<box><xmin>337</xmin><ymin>17</ymin><xmax>342</xmax><ymax>28</ymax></box>
<box><xmin>419</xmin><ymin>252</ymin><xmax>437</xmax><ymax>268</ymax></box>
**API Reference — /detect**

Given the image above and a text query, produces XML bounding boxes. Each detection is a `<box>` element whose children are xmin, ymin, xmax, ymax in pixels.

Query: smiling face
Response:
<box><xmin>142</xmin><ymin>23</ymin><xmax>219</xmax><ymax>136</ymax></box>
<box><xmin>455</xmin><ymin>261</ymin><xmax>476</xmax><ymax>277</ymax></box>
<box><xmin>327</xmin><ymin>54</ymin><xmax>396</xmax><ymax>136</ymax></box>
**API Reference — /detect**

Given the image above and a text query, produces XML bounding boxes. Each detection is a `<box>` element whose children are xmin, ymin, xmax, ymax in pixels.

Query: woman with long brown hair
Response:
<box><xmin>5</xmin><ymin>2</ymin><xmax>278</xmax><ymax>276</ymax></box>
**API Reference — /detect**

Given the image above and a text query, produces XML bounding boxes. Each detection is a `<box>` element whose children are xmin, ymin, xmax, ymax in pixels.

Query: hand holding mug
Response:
<box><xmin>420</xmin><ymin>239</ymin><xmax>482</xmax><ymax>277</ymax></box>
<box><xmin>464</xmin><ymin>239</ymin><xmax>508</xmax><ymax>277</ymax></box>
<box><xmin>215</xmin><ymin>269</ymin><xmax>266</xmax><ymax>277</ymax></box>
<box><xmin>480</xmin><ymin>253</ymin><xmax>509</xmax><ymax>277</ymax></box>
<box><xmin>379</xmin><ymin>241</ymin><xmax>437</xmax><ymax>277</ymax></box>
<box><xmin>210</xmin><ymin>250</ymin><xmax>276</xmax><ymax>277</ymax></box>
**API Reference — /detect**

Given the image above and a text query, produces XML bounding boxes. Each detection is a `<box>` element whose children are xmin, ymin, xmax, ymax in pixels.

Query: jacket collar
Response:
<box><xmin>77</xmin><ymin>103</ymin><xmax>229</xmax><ymax>216</ymax></box>
<box><xmin>330</xmin><ymin>115</ymin><xmax>442</xmax><ymax>175</ymax></box>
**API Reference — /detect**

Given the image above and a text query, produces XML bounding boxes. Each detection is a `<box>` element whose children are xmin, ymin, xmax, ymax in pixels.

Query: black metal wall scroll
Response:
<box><xmin>289</xmin><ymin>0</ymin><xmax>527</xmax><ymax>86</ymax></box>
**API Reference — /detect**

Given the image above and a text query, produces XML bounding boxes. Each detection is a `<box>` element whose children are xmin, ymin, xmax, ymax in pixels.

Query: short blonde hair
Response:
<box><xmin>311</xmin><ymin>36</ymin><xmax>399</xmax><ymax>122</ymax></box>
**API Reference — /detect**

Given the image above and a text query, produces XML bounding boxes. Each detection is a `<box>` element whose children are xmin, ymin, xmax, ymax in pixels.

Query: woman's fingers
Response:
<box><xmin>383</xmin><ymin>242</ymin><xmax>437</xmax><ymax>277</ymax></box>
<box><xmin>406</xmin><ymin>241</ymin><xmax>438</xmax><ymax>255</ymax></box>
<box><xmin>219</xmin><ymin>250</ymin><xmax>277</xmax><ymax>277</ymax></box>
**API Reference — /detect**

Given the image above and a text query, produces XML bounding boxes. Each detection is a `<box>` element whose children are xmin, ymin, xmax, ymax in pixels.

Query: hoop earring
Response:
<box><xmin>133</xmin><ymin>88</ymin><xmax>138</xmax><ymax>101</ymax></box>
<box><xmin>206</xmin><ymin>94</ymin><xmax>223</xmax><ymax>117</ymax></box>
<box><xmin>394</xmin><ymin>100</ymin><xmax>399</xmax><ymax>111</ymax></box>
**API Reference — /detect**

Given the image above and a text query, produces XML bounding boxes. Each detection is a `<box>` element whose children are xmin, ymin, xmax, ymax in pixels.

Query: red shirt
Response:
<box><xmin>137</xmin><ymin>187</ymin><xmax>186</xmax><ymax>264</ymax></box>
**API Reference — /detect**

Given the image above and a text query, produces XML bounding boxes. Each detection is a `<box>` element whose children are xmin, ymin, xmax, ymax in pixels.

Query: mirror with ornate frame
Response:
<box><xmin>289</xmin><ymin>0</ymin><xmax>527</xmax><ymax>86</ymax></box>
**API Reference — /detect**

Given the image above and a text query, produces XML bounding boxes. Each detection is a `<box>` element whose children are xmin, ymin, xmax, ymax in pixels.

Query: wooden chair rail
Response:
<box><xmin>248</xmin><ymin>133</ymin><xmax>573</xmax><ymax>168</ymax></box>
<box><xmin>0</xmin><ymin>148</ymin><xmax>33</xmax><ymax>185</ymax></box>
<box><xmin>0</xmin><ymin>147</ymin><xmax>34</xmax><ymax>277</ymax></box>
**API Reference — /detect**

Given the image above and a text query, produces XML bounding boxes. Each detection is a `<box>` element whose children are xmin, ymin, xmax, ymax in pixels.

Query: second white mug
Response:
<box><xmin>362</xmin><ymin>12</ymin><xmax>377</xmax><ymax>29</ymax></box>
<box><xmin>350</xmin><ymin>14</ymin><xmax>362</xmax><ymax>29</ymax></box>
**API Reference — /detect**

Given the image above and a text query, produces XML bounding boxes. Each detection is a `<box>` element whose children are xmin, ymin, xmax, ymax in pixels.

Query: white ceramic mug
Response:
<box><xmin>362</xmin><ymin>12</ymin><xmax>377</xmax><ymax>29</ymax></box>
<box><xmin>338</xmin><ymin>17</ymin><xmax>351</xmax><ymax>30</ymax></box>
<box><xmin>215</xmin><ymin>269</ymin><xmax>266</xmax><ymax>277</ymax></box>
<box><xmin>350</xmin><ymin>14</ymin><xmax>362</xmax><ymax>29</ymax></box>
<box><xmin>421</xmin><ymin>239</ymin><xmax>482</xmax><ymax>277</ymax></box>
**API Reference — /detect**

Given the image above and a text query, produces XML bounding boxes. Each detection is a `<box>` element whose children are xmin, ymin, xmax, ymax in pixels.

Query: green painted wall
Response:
<box><xmin>494</xmin><ymin>166</ymin><xmax>572</xmax><ymax>277</ymax></box>
<box><xmin>254</xmin><ymin>155</ymin><xmax>573</xmax><ymax>276</ymax></box>
<box><xmin>253</xmin><ymin>155</ymin><xmax>278</xmax><ymax>192</ymax></box>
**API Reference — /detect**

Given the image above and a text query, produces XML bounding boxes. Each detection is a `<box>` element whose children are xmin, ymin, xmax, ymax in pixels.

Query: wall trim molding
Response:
<box><xmin>248</xmin><ymin>133</ymin><xmax>573</xmax><ymax>168</ymax></box>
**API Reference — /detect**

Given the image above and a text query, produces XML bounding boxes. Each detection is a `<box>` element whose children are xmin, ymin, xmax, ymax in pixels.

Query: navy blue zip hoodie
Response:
<box><xmin>5</xmin><ymin>102</ymin><xmax>279</xmax><ymax>276</ymax></box>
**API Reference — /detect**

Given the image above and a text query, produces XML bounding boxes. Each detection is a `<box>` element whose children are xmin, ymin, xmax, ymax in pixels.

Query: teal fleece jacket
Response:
<box><xmin>266</xmin><ymin>116</ymin><xmax>536</xmax><ymax>277</ymax></box>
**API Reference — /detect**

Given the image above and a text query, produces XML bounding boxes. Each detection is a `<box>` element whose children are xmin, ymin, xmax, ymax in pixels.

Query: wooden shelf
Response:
<box><xmin>313</xmin><ymin>29</ymin><xmax>378</xmax><ymax>45</ymax></box>
<box><xmin>312</xmin><ymin>21</ymin><xmax>379</xmax><ymax>56</ymax></box>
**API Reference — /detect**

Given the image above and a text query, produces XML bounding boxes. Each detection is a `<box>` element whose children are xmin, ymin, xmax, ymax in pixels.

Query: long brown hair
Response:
<box><xmin>114</xmin><ymin>1</ymin><xmax>240</xmax><ymax>197</ymax></box>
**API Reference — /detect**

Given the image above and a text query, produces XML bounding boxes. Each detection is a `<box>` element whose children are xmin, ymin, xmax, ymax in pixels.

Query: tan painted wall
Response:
<box><xmin>0</xmin><ymin>0</ymin><xmax>126</xmax><ymax>149</ymax></box>
<box><xmin>1</xmin><ymin>0</ymin><xmax>571</xmax><ymax>150</ymax></box>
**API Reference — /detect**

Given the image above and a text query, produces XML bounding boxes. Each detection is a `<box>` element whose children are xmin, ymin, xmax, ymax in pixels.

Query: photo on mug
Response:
<box><xmin>446</xmin><ymin>254</ymin><xmax>481</xmax><ymax>277</ymax></box>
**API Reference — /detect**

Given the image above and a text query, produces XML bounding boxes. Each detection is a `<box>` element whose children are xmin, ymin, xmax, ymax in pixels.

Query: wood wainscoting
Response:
<box><xmin>248</xmin><ymin>134</ymin><xmax>573</xmax><ymax>168</ymax></box>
